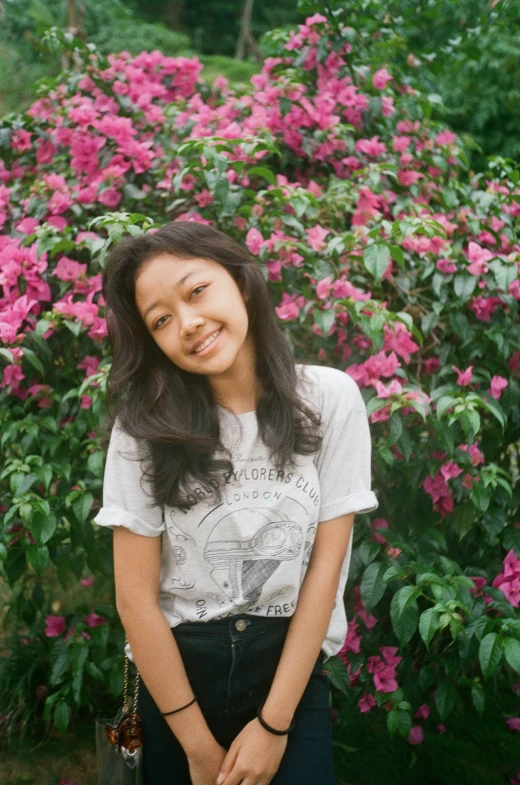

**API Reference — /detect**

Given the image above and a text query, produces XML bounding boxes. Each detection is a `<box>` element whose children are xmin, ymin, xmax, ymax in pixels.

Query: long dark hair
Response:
<box><xmin>100</xmin><ymin>221</ymin><xmax>323</xmax><ymax>512</ymax></box>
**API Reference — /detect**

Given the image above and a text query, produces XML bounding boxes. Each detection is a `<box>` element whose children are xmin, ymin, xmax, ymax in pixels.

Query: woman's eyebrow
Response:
<box><xmin>143</xmin><ymin>267</ymin><xmax>206</xmax><ymax>319</ymax></box>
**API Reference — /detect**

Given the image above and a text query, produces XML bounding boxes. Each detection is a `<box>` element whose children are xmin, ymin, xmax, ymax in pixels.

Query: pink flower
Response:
<box><xmin>489</xmin><ymin>375</ymin><xmax>508</xmax><ymax>400</ymax></box>
<box><xmin>306</xmin><ymin>225</ymin><xmax>329</xmax><ymax>251</ymax></box>
<box><xmin>437</xmin><ymin>258</ymin><xmax>457</xmax><ymax>274</ymax></box>
<box><xmin>80</xmin><ymin>576</ymin><xmax>95</xmax><ymax>587</ymax></box>
<box><xmin>275</xmin><ymin>292</ymin><xmax>304</xmax><ymax>321</ymax></box>
<box><xmin>414</xmin><ymin>704</ymin><xmax>430</xmax><ymax>721</ymax></box>
<box><xmin>316</xmin><ymin>275</ymin><xmax>333</xmax><ymax>299</ymax></box>
<box><xmin>505</xmin><ymin>717</ymin><xmax>520</xmax><ymax>732</ymax></box>
<box><xmin>452</xmin><ymin>365</ymin><xmax>473</xmax><ymax>386</ymax></box>
<box><xmin>245</xmin><ymin>228</ymin><xmax>264</xmax><ymax>255</ymax></box>
<box><xmin>84</xmin><ymin>612</ymin><xmax>108</xmax><ymax>628</ymax></box>
<box><xmin>436</xmin><ymin>130</ymin><xmax>457</xmax><ymax>146</ymax></box>
<box><xmin>423</xmin><ymin>473</ymin><xmax>454</xmax><ymax>516</ymax></box>
<box><xmin>408</xmin><ymin>725</ymin><xmax>424</xmax><ymax>745</ymax></box>
<box><xmin>45</xmin><ymin>615</ymin><xmax>67</xmax><ymax>637</ymax></box>
<box><xmin>458</xmin><ymin>443</ymin><xmax>485</xmax><ymax>466</ymax></box>
<box><xmin>492</xmin><ymin>549</ymin><xmax>520</xmax><ymax>607</ymax></box>
<box><xmin>371</xmin><ymin>518</ymin><xmax>389</xmax><ymax>544</ymax></box>
<box><xmin>367</xmin><ymin>648</ymin><xmax>401</xmax><ymax>693</ymax></box>
<box><xmin>437</xmin><ymin>724</ymin><xmax>446</xmax><ymax>733</ymax></box>
<box><xmin>35</xmin><ymin>684</ymin><xmax>49</xmax><ymax>700</ymax></box>
<box><xmin>339</xmin><ymin>619</ymin><xmax>363</xmax><ymax>657</ymax></box>
<box><xmin>372</xmin><ymin>67</ymin><xmax>392</xmax><ymax>90</ymax></box>
<box><xmin>355</xmin><ymin>136</ymin><xmax>387</xmax><ymax>157</ymax></box>
<box><xmin>358</xmin><ymin>692</ymin><xmax>376</xmax><ymax>713</ymax></box>
<box><xmin>440</xmin><ymin>461</ymin><xmax>463</xmax><ymax>482</ymax></box>
<box><xmin>465</xmin><ymin>241</ymin><xmax>494</xmax><ymax>275</ymax></box>
<box><xmin>424</xmin><ymin>358</ymin><xmax>440</xmax><ymax>374</ymax></box>
<box><xmin>398</xmin><ymin>170</ymin><xmax>422</xmax><ymax>186</ymax></box>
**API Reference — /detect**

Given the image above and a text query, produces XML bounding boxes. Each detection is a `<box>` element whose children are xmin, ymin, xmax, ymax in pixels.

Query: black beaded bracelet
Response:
<box><xmin>256</xmin><ymin>702</ymin><xmax>295</xmax><ymax>736</ymax></box>
<box><xmin>160</xmin><ymin>695</ymin><xmax>198</xmax><ymax>717</ymax></box>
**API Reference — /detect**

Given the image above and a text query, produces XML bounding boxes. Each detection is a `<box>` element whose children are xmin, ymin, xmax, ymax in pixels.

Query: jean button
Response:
<box><xmin>235</xmin><ymin>619</ymin><xmax>247</xmax><ymax>631</ymax></box>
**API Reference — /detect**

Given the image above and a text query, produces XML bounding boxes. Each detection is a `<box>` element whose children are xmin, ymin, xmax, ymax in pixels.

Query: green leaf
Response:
<box><xmin>453</xmin><ymin>274</ymin><xmax>477</xmax><ymax>300</ymax></box>
<box><xmin>387</xmin><ymin>708</ymin><xmax>411</xmax><ymax>739</ymax></box>
<box><xmin>503</xmin><ymin>638</ymin><xmax>520</xmax><ymax>675</ymax></box>
<box><xmin>360</xmin><ymin>561</ymin><xmax>386</xmax><ymax>613</ymax></box>
<box><xmin>471</xmin><ymin>681</ymin><xmax>486</xmax><ymax>715</ymax></box>
<box><xmin>435</xmin><ymin>682</ymin><xmax>456</xmax><ymax>720</ymax></box>
<box><xmin>394</xmin><ymin>586</ymin><xmax>422</xmax><ymax>617</ymax></box>
<box><xmin>54</xmin><ymin>701</ymin><xmax>70</xmax><ymax>734</ymax></box>
<box><xmin>26</xmin><ymin>544</ymin><xmax>49</xmax><ymax>575</ymax></box>
<box><xmin>72</xmin><ymin>493</ymin><xmax>93</xmax><ymax>523</ymax></box>
<box><xmin>363</xmin><ymin>244</ymin><xmax>390</xmax><ymax>280</ymax></box>
<box><xmin>390</xmin><ymin>597</ymin><xmax>419</xmax><ymax>646</ymax></box>
<box><xmin>323</xmin><ymin>655</ymin><xmax>350</xmax><ymax>693</ymax></box>
<box><xmin>87</xmin><ymin>451</ymin><xmax>105</xmax><ymax>478</ymax></box>
<box><xmin>23</xmin><ymin>348</ymin><xmax>45</xmax><ymax>376</ymax></box>
<box><xmin>419</xmin><ymin>608</ymin><xmax>441</xmax><ymax>651</ymax></box>
<box><xmin>50</xmin><ymin>639</ymin><xmax>70</xmax><ymax>686</ymax></box>
<box><xmin>450</xmin><ymin>503</ymin><xmax>477</xmax><ymax>540</ymax></box>
<box><xmin>471</xmin><ymin>481</ymin><xmax>490</xmax><ymax>513</ymax></box>
<box><xmin>313</xmin><ymin>308</ymin><xmax>335</xmax><ymax>337</ymax></box>
<box><xmin>436</xmin><ymin>395</ymin><xmax>458</xmax><ymax>419</ymax></box>
<box><xmin>383</xmin><ymin>565</ymin><xmax>406</xmax><ymax>583</ymax></box>
<box><xmin>358</xmin><ymin>540</ymin><xmax>380</xmax><ymax>566</ymax></box>
<box><xmin>479</xmin><ymin>633</ymin><xmax>503</xmax><ymax>680</ymax></box>
<box><xmin>30</xmin><ymin>512</ymin><xmax>56</xmax><ymax>546</ymax></box>
<box><xmin>248</xmin><ymin>166</ymin><xmax>277</xmax><ymax>185</ymax></box>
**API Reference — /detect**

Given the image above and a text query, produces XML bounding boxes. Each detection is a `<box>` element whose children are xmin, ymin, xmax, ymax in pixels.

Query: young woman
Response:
<box><xmin>94</xmin><ymin>220</ymin><xmax>378</xmax><ymax>785</ymax></box>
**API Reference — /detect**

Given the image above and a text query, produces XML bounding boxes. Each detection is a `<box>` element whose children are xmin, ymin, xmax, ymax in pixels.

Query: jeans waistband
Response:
<box><xmin>172</xmin><ymin>613</ymin><xmax>292</xmax><ymax>640</ymax></box>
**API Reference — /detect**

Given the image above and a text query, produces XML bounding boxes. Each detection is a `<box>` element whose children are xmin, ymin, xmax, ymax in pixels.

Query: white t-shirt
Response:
<box><xmin>93</xmin><ymin>364</ymin><xmax>378</xmax><ymax>662</ymax></box>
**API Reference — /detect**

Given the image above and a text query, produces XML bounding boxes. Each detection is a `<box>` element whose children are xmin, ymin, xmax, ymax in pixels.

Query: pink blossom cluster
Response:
<box><xmin>422</xmin><ymin>443</ymin><xmax>485</xmax><ymax>516</ymax></box>
<box><xmin>45</xmin><ymin>611</ymin><xmax>107</xmax><ymax>639</ymax></box>
<box><xmin>492</xmin><ymin>549</ymin><xmax>520</xmax><ymax>607</ymax></box>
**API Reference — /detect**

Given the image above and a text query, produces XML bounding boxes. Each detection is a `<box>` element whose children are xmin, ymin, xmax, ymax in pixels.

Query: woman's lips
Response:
<box><xmin>192</xmin><ymin>327</ymin><xmax>223</xmax><ymax>356</ymax></box>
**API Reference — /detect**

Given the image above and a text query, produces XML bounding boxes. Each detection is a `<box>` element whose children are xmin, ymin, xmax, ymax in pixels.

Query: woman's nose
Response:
<box><xmin>180</xmin><ymin>312</ymin><xmax>204</xmax><ymax>338</ymax></box>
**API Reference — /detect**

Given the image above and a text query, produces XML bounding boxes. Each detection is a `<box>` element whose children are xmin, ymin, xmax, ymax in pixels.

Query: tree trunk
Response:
<box><xmin>235</xmin><ymin>0</ymin><xmax>262</xmax><ymax>63</ymax></box>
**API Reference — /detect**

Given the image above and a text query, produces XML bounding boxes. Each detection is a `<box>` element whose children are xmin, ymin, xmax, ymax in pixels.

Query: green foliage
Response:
<box><xmin>0</xmin><ymin>16</ymin><xmax>518</xmax><ymax>776</ymax></box>
<box><xmin>295</xmin><ymin>0</ymin><xmax>520</xmax><ymax>166</ymax></box>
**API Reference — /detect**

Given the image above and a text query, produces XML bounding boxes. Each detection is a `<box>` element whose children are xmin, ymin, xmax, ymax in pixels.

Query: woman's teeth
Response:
<box><xmin>194</xmin><ymin>328</ymin><xmax>221</xmax><ymax>353</ymax></box>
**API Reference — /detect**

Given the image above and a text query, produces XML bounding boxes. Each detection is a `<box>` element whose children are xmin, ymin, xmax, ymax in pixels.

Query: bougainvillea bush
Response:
<box><xmin>0</xmin><ymin>10</ymin><xmax>519</xmax><ymax>767</ymax></box>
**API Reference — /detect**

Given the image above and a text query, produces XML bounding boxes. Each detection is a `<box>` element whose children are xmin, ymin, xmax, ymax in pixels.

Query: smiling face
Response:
<box><xmin>134</xmin><ymin>253</ymin><xmax>253</xmax><ymax>382</ymax></box>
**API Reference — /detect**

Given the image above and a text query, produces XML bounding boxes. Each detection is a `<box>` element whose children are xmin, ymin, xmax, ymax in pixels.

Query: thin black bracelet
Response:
<box><xmin>160</xmin><ymin>696</ymin><xmax>198</xmax><ymax>717</ymax></box>
<box><xmin>256</xmin><ymin>702</ymin><xmax>295</xmax><ymax>736</ymax></box>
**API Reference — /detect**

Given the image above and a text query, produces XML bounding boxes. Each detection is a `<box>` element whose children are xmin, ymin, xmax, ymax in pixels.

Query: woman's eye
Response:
<box><xmin>153</xmin><ymin>286</ymin><xmax>206</xmax><ymax>330</ymax></box>
<box><xmin>154</xmin><ymin>316</ymin><xmax>168</xmax><ymax>330</ymax></box>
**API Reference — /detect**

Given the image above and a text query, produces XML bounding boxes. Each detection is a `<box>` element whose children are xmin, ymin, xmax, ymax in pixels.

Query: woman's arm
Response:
<box><xmin>261</xmin><ymin>511</ymin><xmax>355</xmax><ymax>728</ymax></box>
<box><xmin>113</xmin><ymin>528</ymin><xmax>219</xmax><ymax>760</ymax></box>
<box><xmin>216</xmin><ymin>513</ymin><xmax>355</xmax><ymax>785</ymax></box>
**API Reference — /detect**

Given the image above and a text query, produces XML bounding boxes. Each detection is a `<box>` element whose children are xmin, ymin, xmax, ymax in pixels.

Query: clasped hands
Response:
<box><xmin>216</xmin><ymin>716</ymin><xmax>288</xmax><ymax>785</ymax></box>
<box><xmin>190</xmin><ymin>718</ymin><xmax>288</xmax><ymax>785</ymax></box>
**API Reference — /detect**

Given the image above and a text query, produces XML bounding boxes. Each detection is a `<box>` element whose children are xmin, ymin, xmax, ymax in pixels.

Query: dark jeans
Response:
<box><xmin>136</xmin><ymin>613</ymin><xmax>335</xmax><ymax>785</ymax></box>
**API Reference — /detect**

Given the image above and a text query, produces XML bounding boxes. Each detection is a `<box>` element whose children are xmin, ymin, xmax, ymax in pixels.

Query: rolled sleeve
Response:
<box><xmin>317</xmin><ymin>375</ymin><xmax>379</xmax><ymax>523</ymax></box>
<box><xmin>93</xmin><ymin>422</ymin><xmax>165</xmax><ymax>537</ymax></box>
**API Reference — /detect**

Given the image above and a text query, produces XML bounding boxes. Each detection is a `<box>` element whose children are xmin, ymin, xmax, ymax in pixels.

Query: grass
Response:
<box><xmin>0</xmin><ymin>720</ymin><xmax>97</xmax><ymax>785</ymax></box>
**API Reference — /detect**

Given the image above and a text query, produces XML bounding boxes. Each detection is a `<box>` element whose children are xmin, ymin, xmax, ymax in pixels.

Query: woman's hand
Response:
<box><xmin>188</xmin><ymin>739</ymin><xmax>228</xmax><ymax>785</ymax></box>
<box><xmin>216</xmin><ymin>718</ymin><xmax>288</xmax><ymax>785</ymax></box>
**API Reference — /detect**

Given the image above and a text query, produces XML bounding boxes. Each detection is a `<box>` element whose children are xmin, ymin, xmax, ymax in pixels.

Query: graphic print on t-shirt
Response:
<box><xmin>164</xmin><ymin>485</ymin><xmax>318</xmax><ymax>617</ymax></box>
<box><xmin>203</xmin><ymin>507</ymin><xmax>303</xmax><ymax>604</ymax></box>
